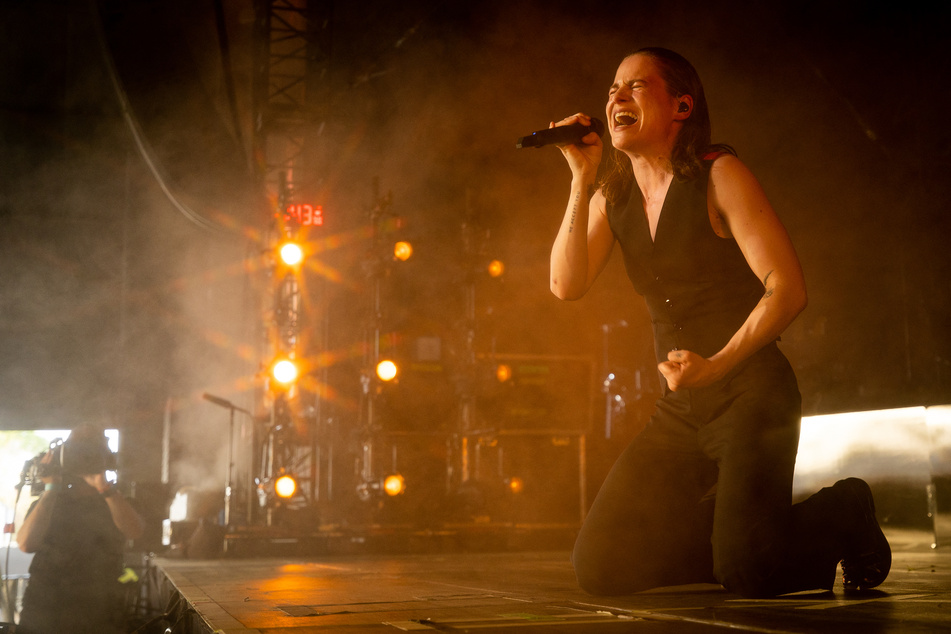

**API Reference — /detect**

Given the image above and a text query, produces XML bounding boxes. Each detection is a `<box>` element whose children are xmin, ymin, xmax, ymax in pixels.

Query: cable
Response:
<box><xmin>1</xmin><ymin>485</ymin><xmax>25</xmax><ymax>624</ymax></box>
<box><xmin>213</xmin><ymin>0</ymin><xmax>247</xmax><ymax>161</ymax></box>
<box><xmin>90</xmin><ymin>0</ymin><xmax>225</xmax><ymax>234</ymax></box>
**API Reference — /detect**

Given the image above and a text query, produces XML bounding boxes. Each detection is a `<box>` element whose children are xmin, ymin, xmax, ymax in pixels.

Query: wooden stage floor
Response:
<box><xmin>152</xmin><ymin>528</ymin><xmax>950</xmax><ymax>633</ymax></box>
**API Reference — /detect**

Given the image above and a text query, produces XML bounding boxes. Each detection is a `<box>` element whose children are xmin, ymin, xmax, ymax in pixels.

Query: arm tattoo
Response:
<box><xmin>568</xmin><ymin>191</ymin><xmax>580</xmax><ymax>233</ymax></box>
<box><xmin>762</xmin><ymin>270</ymin><xmax>774</xmax><ymax>298</ymax></box>
<box><xmin>568</xmin><ymin>185</ymin><xmax>597</xmax><ymax>234</ymax></box>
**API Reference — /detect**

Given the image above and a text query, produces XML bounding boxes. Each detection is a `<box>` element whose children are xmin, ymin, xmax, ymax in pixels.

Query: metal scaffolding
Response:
<box><xmin>251</xmin><ymin>0</ymin><xmax>333</xmax><ymax>525</ymax></box>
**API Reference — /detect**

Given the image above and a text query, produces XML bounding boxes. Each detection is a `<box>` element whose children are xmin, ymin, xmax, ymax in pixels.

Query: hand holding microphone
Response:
<box><xmin>522</xmin><ymin>113</ymin><xmax>605</xmax><ymax>185</ymax></box>
<box><xmin>516</xmin><ymin>115</ymin><xmax>605</xmax><ymax>149</ymax></box>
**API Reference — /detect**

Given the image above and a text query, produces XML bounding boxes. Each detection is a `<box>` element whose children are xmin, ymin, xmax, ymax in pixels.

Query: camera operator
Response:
<box><xmin>16</xmin><ymin>424</ymin><xmax>144</xmax><ymax>634</ymax></box>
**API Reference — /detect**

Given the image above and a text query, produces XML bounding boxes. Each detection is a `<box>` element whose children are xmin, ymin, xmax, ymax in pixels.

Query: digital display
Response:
<box><xmin>284</xmin><ymin>204</ymin><xmax>324</xmax><ymax>226</ymax></box>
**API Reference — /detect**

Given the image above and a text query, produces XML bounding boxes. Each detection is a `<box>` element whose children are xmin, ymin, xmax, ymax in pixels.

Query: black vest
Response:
<box><xmin>606</xmin><ymin>162</ymin><xmax>763</xmax><ymax>366</ymax></box>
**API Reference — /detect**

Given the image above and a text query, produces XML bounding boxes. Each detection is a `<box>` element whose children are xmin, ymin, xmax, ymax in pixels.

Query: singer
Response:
<box><xmin>548</xmin><ymin>47</ymin><xmax>890</xmax><ymax>598</ymax></box>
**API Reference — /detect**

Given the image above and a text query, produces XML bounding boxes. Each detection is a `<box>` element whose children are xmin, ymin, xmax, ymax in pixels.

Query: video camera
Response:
<box><xmin>18</xmin><ymin>435</ymin><xmax>118</xmax><ymax>496</ymax></box>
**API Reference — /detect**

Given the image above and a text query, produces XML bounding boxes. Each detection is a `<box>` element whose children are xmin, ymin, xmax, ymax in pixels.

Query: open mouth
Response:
<box><xmin>613</xmin><ymin>111</ymin><xmax>638</xmax><ymax>127</ymax></box>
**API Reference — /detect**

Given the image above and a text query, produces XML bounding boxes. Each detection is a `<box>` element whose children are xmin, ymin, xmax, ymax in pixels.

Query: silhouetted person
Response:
<box><xmin>548</xmin><ymin>47</ymin><xmax>890</xmax><ymax>598</ymax></box>
<box><xmin>17</xmin><ymin>424</ymin><xmax>144</xmax><ymax>633</ymax></box>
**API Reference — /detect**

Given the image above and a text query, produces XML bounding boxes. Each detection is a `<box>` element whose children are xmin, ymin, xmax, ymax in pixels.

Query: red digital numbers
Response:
<box><xmin>284</xmin><ymin>204</ymin><xmax>324</xmax><ymax>226</ymax></box>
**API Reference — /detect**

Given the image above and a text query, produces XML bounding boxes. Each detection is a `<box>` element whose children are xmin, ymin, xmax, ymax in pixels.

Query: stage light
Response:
<box><xmin>376</xmin><ymin>359</ymin><xmax>398</xmax><ymax>382</ymax></box>
<box><xmin>394</xmin><ymin>241</ymin><xmax>413</xmax><ymax>262</ymax></box>
<box><xmin>496</xmin><ymin>363</ymin><xmax>512</xmax><ymax>383</ymax></box>
<box><xmin>279</xmin><ymin>241</ymin><xmax>304</xmax><ymax>266</ymax></box>
<box><xmin>272</xmin><ymin>358</ymin><xmax>299</xmax><ymax>385</ymax></box>
<box><xmin>506</xmin><ymin>476</ymin><xmax>524</xmax><ymax>494</ymax></box>
<box><xmin>383</xmin><ymin>473</ymin><xmax>406</xmax><ymax>496</ymax></box>
<box><xmin>356</xmin><ymin>473</ymin><xmax>406</xmax><ymax>500</ymax></box>
<box><xmin>274</xmin><ymin>474</ymin><xmax>298</xmax><ymax>499</ymax></box>
<box><xmin>488</xmin><ymin>259</ymin><xmax>505</xmax><ymax>277</ymax></box>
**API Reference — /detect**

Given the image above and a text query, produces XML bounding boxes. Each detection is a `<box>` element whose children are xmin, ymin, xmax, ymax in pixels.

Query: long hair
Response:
<box><xmin>600</xmin><ymin>47</ymin><xmax>735</xmax><ymax>208</ymax></box>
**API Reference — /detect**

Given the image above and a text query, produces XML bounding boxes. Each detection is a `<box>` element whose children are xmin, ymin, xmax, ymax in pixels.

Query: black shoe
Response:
<box><xmin>834</xmin><ymin>478</ymin><xmax>891</xmax><ymax>591</ymax></box>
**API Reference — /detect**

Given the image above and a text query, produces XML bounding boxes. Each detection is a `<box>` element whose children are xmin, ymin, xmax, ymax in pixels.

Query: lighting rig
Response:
<box><xmin>236</xmin><ymin>0</ymin><xmax>589</xmax><ymax>540</ymax></box>
<box><xmin>347</xmin><ymin>190</ymin><xmax>543</xmax><ymax>527</ymax></box>
<box><xmin>355</xmin><ymin>183</ymin><xmax>410</xmax><ymax>505</ymax></box>
<box><xmin>444</xmin><ymin>199</ymin><xmax>527</xmax><ymax>522</ymax></box>
<box><xmin>244</xmin><ymin>0</ymin><xmax>332</xmax><ymax>529</ymax></box>
<box><xmin>253</xmin><ymin>173</ymin><xmax>327</xmax><ymax>527</ymax></box>
<box><xmin>454</xmin><ymin>201</ymin><xmax>495</xmax><ymax>489</ymax></box>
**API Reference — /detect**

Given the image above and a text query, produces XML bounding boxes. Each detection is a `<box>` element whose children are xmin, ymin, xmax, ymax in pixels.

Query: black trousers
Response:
<box><xmin>572</xmin><ymin>344</ymin><xmax>842</xmax><ymax>598</ymax></box>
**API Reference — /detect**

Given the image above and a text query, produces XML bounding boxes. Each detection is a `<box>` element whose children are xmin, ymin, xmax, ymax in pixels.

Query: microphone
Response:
<box><xmin>203</xmin><ymin>392</ymin><xmax>252</xmax><ymax>415</ymax></box>
<box><xmin>203</xmin><ymin>392</ymin><xmax>236</xmax><ymax>409</ymax></box>
<box><xmin>516</xmin><ymin>118</ymin><xmax>605</xmax><ymax>149</ymax></box>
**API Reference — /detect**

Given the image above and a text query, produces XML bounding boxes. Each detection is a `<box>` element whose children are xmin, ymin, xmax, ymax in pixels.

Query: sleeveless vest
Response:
<box><xmin>606</xmin><ymin>162</ymin><xmax>763</xmax><ymax>367</ymax></box>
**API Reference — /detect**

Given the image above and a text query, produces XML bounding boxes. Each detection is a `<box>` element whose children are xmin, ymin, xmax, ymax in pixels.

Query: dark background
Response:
<box><xmin>1</xmin><ymin>0</ymin><xmax>949</xmax><ymax>494</ymax></box>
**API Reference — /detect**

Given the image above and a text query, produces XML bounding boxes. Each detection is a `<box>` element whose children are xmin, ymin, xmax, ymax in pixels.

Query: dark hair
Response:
<box><xmin>63</xmin><ymin>424</ymin><xmax>116</xmax><ymax>475</ymax></box>
<box><xmin>599</xmin><ymin>47</ymin><xmax>735</xmax><ymax>208</ymax></box>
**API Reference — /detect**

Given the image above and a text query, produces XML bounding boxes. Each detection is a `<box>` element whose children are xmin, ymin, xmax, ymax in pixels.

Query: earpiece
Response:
<box><xmin>678</xmin><ymin>102</ymin><xmax>690</xmax><ymax>113</ymax></box>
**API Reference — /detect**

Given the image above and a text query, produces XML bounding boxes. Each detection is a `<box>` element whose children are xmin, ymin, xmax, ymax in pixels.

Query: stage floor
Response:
<box><xmin>154</xmin><ymin>528</ymin><xmax>949</xmax><ymax>633</ymax></box>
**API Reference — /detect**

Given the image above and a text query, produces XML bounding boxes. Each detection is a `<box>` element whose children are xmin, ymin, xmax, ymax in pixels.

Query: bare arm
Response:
<box><xmin>18</xmin><ymin>452</ymin><xmax>61</xmax><ymax>553</ymax></box>
<box><xmin>549</xmin><ymin>113</ymin><xmax>616</xmax><ymax>300</ymax></box>
<box><xmin>17</xmin><ymin>490</ymin><xmax>59</xmax><ymax>553</ymax></box>
<box><xmin>18</xmin><ymin>474</ymin><xmax>145</xmax><ymax>552</ymax></box>
<box><xmin>659</xmin><ymin>155</ymin><xmax>807</xmax><ymax>390</ymax></box>
<box><xmin>85</xmin><ymin>472</ymin><xmax>146</xmax><ymax>541</ymax></box>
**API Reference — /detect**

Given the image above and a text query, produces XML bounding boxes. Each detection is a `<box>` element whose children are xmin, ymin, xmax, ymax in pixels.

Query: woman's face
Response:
<box><xmin>605</xmin><ymin>54</ymin><xmax>682</xmax><ymax>155</ymax></box>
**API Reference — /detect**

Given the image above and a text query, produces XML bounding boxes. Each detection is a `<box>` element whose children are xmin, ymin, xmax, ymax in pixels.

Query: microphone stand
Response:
<box><xmin>203</xmin><ymin>393</ymin><xmax>252</xmax><ymax>528</ymax></box>
<box><xmin>601</xmin><ymin>323</ymin><xmax>615</xmax><ymax>440</ymax></box>
<box><xmin>600</xmin><ymin>320</ymin><xmax>628</xmax><ymax>440</ymax></box>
